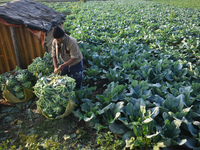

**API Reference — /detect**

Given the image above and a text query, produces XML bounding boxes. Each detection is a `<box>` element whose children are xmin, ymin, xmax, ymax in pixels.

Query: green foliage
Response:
<box><xmin>144</xmin><ymin>0</ymin><xmax>200</xmax><ymax>8</ymax></box>
<box><xmin>1</xmin><ymin>0</ymin><xmax>200</xmax><ymax>149</ymax></box>
<box><xmin>0</xmin><ymin>67</ymin><xmax>36</xmax><ymax>100</ymax></box>
<box><xmin>0</xmin><ymin>140</ymin><xmax>17</xmax><ymax>150</ymax></box>
<box><xmin>96</xmin><ymin>82</ymin><xmax>126</xmax><ymax>105</ymax></box>
<box><xmin>0</xmin><ymin>135</ymin><xmax>66</xmax><ymax>150</ymax></box>
<box><xmin>28</xmin><ymin>52</ymin><xmax>56</xmax><ymax>78</ymax></box>
<box><xmin>96</xmin><ymin>131</ymin><xmax>123</xmax><ymax>150</ymax></box>
<box><xmin>61</xmin><ymin>0</ymin><xmax>200</xmax><ymax>148</ymax></box>
<box><xmin>75</xmin><ymin>86</ymin><xmax>97</xmax><ymax>100</ymax></box>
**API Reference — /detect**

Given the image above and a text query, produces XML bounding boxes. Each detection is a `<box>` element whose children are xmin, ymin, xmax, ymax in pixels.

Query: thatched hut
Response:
<box><xmin>0</xmin><ymin>0</ymin><xmax>65</xmax><ymax>74</ymax></box>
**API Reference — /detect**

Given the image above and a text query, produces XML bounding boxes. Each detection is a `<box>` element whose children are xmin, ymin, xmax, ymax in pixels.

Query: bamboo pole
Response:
<box><xmin>10</xmin><ymin>27</ymin><xmax>22</xmax><ymax>68</ymax></box>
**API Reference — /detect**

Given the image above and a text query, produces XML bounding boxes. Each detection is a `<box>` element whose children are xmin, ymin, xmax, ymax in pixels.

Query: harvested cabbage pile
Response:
<box><xmin>0</xmin><ymin>66</ymin><xmax>22</xmax><ymax>92</ymax></box>
<box><xmin>28</xmin><ymin>52</ymin><xmax>54</xmax><ymax>77</ymax></box>
<box><xmin>0</xmin><ymin>72</ymin><xmax>10</xmax><ymax>92</ymax></box>
<box><xmin>0</xmin><ymin>68</ymin><xmax>36</xmax><ymax>100</ymax></box>
<box><xmin>34</xmin><ymin>74</ymin><xmax>76</xmax><ymax>119</ymax></box>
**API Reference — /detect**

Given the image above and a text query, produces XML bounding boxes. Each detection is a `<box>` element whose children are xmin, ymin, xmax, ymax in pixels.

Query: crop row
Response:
<box><xmin>46</xmin><ymin>0</ymin><xmax>200</xmax><ymax>149</ymax></box>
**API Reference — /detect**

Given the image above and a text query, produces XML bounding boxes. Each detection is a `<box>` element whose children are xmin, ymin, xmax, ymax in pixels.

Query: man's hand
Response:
<box><xmin>54</xmin><ymin>65</ymin><xmax>65</xmax><ymax>74</ymax></box>
<box><xmin>54</xmin><ymin>68</ymin><xmax>59</xmax><ymax>74</ymax></box>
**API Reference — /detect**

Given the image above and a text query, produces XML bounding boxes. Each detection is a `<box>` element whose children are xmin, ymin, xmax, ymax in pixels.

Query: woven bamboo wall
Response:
<box><xmin>0</xmin><ymin>23</ymin><xmax>45</xmax><ymax>74</ymax></box>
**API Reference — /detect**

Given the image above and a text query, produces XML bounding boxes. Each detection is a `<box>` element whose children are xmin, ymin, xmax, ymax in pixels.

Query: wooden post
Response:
<box><xmin>10</xmin><ymin>27</ymin><xmax>22</xmax><ymax>68</ymax></box>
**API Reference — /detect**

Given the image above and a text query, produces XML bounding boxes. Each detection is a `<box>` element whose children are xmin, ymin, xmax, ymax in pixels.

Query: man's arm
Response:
<box><xmin>53</xmin><ymin>56</ymin><xmax>58</xmax><ymax>68</ymax></box>
<box><xmin>57</xmin><ymin>58</ymin><xmax>77</xmax><ymax>71</ymax></box>
<box><xmin>53</xmin><ymin>56</ymin><xmax>59</xmax><ymax>74</ymax></box>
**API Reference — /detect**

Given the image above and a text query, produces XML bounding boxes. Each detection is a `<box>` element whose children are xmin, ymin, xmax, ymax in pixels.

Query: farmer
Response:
<box><xmin>51</xmin><ymin>26</ymin><xmax>83</xmax><ymax>89</ymax></box>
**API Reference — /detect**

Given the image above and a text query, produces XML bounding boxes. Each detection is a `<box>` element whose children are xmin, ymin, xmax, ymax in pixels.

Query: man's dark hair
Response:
<box><xmin>52</xmin><ymin>26</ymin><xmax>65</xmax><ymax>39</ymax></box>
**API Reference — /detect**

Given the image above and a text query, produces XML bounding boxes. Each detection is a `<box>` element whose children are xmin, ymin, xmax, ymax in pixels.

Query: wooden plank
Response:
<box><xmin>10</xmin><ymin>27</ymin><xmax>22</xmax><ymax>68</ymax></box>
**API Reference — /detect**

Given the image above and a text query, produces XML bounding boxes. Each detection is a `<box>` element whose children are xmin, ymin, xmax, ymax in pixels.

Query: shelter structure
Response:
<box><xmin>0</xmin><ymin>0</ymin><xmax>65</xmax><ymax>74</ymax></box>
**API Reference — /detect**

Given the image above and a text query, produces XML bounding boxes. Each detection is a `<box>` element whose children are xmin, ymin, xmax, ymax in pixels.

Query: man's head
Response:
<box><xmin>52</xmin><ymin>26</ymin><xmax>65</xmax><ymax>42</ymax></box>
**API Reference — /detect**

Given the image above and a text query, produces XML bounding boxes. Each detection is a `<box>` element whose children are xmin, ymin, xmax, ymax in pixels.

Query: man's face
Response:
<box><xmin>55</xmin><ymin>38</ymin><xmax>62</xmax><ymax>43</ymax></box>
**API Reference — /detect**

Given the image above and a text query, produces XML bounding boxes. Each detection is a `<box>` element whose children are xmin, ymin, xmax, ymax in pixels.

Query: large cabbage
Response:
<box><xmin>34</xmin><ymin>73</ymin><xmax>76</xmax><ymax>119</ymax></box>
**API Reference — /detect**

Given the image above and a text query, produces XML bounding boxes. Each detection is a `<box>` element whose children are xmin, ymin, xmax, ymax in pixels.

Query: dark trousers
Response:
<box><xmin>61</xmin><ymin>60</ymin><xmax>83</xmax><ymax>89</ymax></box>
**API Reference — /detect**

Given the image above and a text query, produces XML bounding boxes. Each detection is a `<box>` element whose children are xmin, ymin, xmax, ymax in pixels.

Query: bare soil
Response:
<box><xmin>0</xmin><ymin>96</ymin><xmax>98</xmax><ymax>149</ymax></box>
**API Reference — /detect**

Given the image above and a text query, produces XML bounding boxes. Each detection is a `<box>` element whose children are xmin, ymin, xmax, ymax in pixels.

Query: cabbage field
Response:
<box><xmin>1</xmin><ymin>0</ymin><xmax>200</xmax><ymax>149</ymax></box>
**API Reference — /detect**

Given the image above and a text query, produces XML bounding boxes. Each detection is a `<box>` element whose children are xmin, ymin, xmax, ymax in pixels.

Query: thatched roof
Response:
<box><xmin>0</xmin><ymin>0</ymin><xmax>66</xmax><ymax>31</ymax></box>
